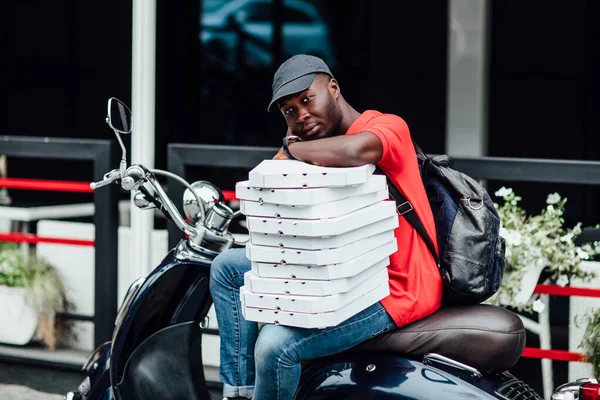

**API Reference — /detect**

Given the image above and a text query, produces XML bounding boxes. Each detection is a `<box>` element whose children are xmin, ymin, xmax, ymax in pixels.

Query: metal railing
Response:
<box><xmin>0</xmin><ymin>136</ymin><xmax>119</xmax><ymax>367</ymax></box>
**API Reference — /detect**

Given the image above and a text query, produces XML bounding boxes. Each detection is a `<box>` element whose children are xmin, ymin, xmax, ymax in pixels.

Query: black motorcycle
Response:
<box><xmin>66</xmin><ymin>98</ymin><xmax>544</xmax><ymax>399</ymax></box>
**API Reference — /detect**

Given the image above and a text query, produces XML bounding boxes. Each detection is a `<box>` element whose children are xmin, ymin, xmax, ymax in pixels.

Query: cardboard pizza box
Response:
<box><xmin>249</xmin><ymin>216</ymin><xmax>398</xmax><ymax>250</ymax></box>
<box><xmin>250</xmin><ymin>240</ymin><xmax>397</xmax><ymax>280</ymax></box>
<box><xmin>248</xmin><ymin>160</ymin><xmax>375</xmax><ymax>188</ymax></box>
<box><xmin>245</xmin><ymin>201</ymin><xmax>397</xmax><ymax>236</ymax></box>
<box><xmin>243</xmin><ymin>262</ymin><xmax>388</xmax><ymax>296</ymax></box>
<box><xmin>241</xmin><ymin>282</ymin><xmax>390</xmax><ymax>329</ymax></box>
<box><xmin>246</xmin><ymin>230</ymin><xmax>395</xmax><ymax>265</ymax></box>
<box><xmin>240</xmin><ymin>266</ymin><xmax>389</xmax><ymax>313</ymax></box>
<box><xmin>240</xmin><ymin>189</ymin><xmax>388</xmax><ymax>220</ymax></box>
<box><xmin>235</xmin><ymin>175</ymin><xmax>387</xmax><ymax>206</ymax></box>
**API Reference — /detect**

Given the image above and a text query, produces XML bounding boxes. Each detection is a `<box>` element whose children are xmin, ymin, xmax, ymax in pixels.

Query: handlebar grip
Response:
<box><xmin>90</xmin><ymin>179</ymin><xmax>113</xmax><ymax>190</ymax></box>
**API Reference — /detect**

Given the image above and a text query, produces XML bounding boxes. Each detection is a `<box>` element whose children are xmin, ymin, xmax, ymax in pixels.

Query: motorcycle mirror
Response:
<box><xmin>106</xmin><ymin>97</ymin><xmax>132</xmax><ymax>178</ymax></box>
<box><xmin>106</xmin><ymin>97</ymin><xmax>132</xmax><ymax>134</ymax></box>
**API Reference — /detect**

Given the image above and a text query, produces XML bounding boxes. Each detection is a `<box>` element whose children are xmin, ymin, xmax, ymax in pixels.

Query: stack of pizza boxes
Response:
<box><xmin>236</xmin><ymin>160</ymin><xmax>399</xmax><ymax>329</ymax></box>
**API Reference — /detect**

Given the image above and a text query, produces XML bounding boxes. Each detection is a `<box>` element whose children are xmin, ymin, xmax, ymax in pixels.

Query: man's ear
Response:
<box><xmin>329</xmin><ymin>78</ymin><xmax>340</xmax><ymax>100</ymax></box>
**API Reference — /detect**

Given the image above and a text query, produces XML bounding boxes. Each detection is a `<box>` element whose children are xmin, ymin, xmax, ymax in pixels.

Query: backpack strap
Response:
<box><xmin>374</xmin><ymin>166</ymin><xmax>440</xmax><ymax>267</ymax></box>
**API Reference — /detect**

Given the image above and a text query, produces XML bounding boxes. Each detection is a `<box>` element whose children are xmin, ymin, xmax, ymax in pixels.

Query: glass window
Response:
<box><xmin>196</xmin><ymin>0</ymin><xmax>448</xmax><ymax>153</ymax></box>
<box><xmin>243</xmin><ymin>3</ymin><xmax>273</xmax><ymax>23</ymax></box>
<box><xmin>284</xmin><ymin>6</ymin><xmax>313</xmax><ymax>23</ymax></box>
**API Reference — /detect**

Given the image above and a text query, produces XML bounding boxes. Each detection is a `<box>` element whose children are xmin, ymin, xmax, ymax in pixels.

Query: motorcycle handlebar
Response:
<box><xmin>93</xmin><ymin>165</ymin><xmax>199</xmax><ymax>237</ymax></box>
<box><xmin>90</xmin><ymin>170</ymin><xmax>120</xmax><ymax>190</ymax></box>
<box><xmin>143</xmin><ymin>174</ymin><xmax>199</xmax><ymax>237</ymax></box>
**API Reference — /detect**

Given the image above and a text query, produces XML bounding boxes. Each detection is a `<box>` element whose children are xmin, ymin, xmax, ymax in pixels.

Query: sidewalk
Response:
<box><xmin>0</xmin><ymin>360</ymin><xmax>223</xmax><ymax>399</ymax></box>
<box><xmin>0</xmin><ymin>384</ymin><xmax>61</xmax><ymax>400</ymax></box>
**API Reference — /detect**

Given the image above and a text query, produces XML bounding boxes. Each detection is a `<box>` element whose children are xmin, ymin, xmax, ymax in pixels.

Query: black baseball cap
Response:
<box><xmin>267</xmin><ymin>54</ymin><xmax>333</xmax><ymax>112</ymax></box>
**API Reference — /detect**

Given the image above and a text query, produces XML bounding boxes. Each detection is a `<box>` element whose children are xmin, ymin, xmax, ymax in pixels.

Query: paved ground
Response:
<box><xmin>0</xmin><ymin>361</ymin><xmax>223</xmax><ymax>399</ymax></box>
<box><xmin>0</xmin><ymin>361</ymin><xmax>83</xmax><ymax>397</ymax></box>
<box><xmin>0</xmin><ymin>384</ymin><xmax>62</xmax><ymax>400</ymax></box>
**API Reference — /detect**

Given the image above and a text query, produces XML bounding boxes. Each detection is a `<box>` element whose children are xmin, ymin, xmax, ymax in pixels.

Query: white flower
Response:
<box><xmin>495</xmin><ymin>187</ymin><xmax>513</xmax><ymax>198</ymax></box>
<box><xmin>576</xmin><ymin>248</ymin><xmax>590</xmax><ymax>260</ymax></box>
<box><xmin>556</xmin><ymin>275</ymin><xmax>569</xmax><ymax>287</ymax></box>
<box><xmin>546</xmin><ymin>193</ymin><xmax>561</xmax><ymax>205</ymax></box>
<box><xmin>502</xmin><ymin>229</ymin><xmax>523</xmax><ymax>247</ymax></box>
<box><xmin>560</xmin><ymin>231</ymin><xmax>575</xmax><ymax>243</ymax></box>
<box><xmin>532</xmin><ymin>299</ymin><xmax>546</xmax><ymax>313</ymax></box>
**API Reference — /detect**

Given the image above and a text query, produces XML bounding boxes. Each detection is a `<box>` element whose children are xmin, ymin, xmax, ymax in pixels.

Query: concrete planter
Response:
<box><xmin>0</xmin><ymin>285</ymin><xmax>38</xmax><ymax>345</ymax></box>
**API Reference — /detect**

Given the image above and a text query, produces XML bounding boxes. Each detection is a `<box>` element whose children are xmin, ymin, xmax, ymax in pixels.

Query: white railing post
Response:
<box><xmin>130</xmin><ymin>0</ymin><xmax>157</xmax><ymax>283</ymax></box>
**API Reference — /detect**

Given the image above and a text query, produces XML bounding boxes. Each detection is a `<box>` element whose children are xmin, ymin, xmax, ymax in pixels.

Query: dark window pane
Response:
<box><xmin>196</xmin><ymin>0</ymin><xmax>448</xmax><ymax>153</ymax></box>
<box><xmin>284</xmin><ymin>6</ymin><xmax>312</xmax><ymax>23</ymax></box>
<box><xmin>244</xmin><ymin>3</ymin><xmax>272</xmax><ymax>23</ymax></box>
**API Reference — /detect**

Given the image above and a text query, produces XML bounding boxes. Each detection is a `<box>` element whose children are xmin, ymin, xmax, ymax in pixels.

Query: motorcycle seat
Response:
<box><xmin>349</xmin><ymin>304</ymin><xmax>525</xmax><ymax>373</ymax></box>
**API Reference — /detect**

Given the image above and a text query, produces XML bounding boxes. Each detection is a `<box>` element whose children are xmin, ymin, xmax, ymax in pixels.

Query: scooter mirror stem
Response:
<box><xmin>112</xmin><ymin>128</ymin><xmax>128</xmax><ymax>179</ymax></box>
<box><xmin>119</xmin><ymin>159</ymin><xmax>127</xmax><ymax>180</ymax></box>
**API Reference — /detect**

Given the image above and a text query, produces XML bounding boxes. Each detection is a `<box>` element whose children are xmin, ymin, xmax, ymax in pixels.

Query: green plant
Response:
<box><xmin>580</xmin><ymin>308</ymin><xmax>600</xmax><ymax>379</ymax></box>
<box><xmin>0</xmin><ymin>243</ymin><xmax>25</xmax><ymax>287</ymax></box>
<box><xmin>0</xmin><ymin>242</ymin><xmax>74</xmax><ymax>349</ymax></box>
<box><xmin>486</xmin><ymin>187</ymin><xmax>600</xmax><ymax>312</ymax></box>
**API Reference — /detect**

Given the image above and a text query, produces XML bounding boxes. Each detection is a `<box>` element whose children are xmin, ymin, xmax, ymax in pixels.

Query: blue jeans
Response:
<box><xmin>209</xmin><ymin>248</ymin><xmax>396</xmax><ymax>400</ymax></box>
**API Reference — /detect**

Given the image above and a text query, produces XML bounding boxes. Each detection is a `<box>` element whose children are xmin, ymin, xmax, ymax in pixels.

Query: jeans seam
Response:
<box><xmin>231</xmin><ymin>285</ymin><xmax>241</xmax><ymax>387</ymax></box>
<box><xmin>228</xmin><ymin>271</ymin><xmax>245</xmax><ymax>387</ymax></box>
<box><xmin>371</xmin><ymin>320</ymin><xmax>396</xmax><ymax>338</ymax></box>
<box><xmin>229</xmin><ymin>271</ymin><xmax>245</xmax><ymax>281</ymax></box>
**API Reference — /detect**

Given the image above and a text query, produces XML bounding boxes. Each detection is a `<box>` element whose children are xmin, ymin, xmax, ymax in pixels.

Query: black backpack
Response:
<box><xmin>376</xmin><ymin>142</ymin><xmax>506</xmax><ymax>305</ymax></box>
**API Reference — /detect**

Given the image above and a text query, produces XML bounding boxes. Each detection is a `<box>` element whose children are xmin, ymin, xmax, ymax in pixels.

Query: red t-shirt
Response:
<box><xmin>346</xmin><ymin>110</ymin><xmax>442</xmax><ymax>327</ymax></box>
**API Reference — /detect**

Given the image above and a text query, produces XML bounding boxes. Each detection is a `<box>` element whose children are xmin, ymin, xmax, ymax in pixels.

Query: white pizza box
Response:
<box><xmin>241</xmin><ymin>265</ymin><xmax>389</xmax><ymax>313</ymax></box>
<box><xmin>251</xmin><ymin>241</ymin><xmax>397</xmax><ymax>280</ymax></box>
<box><xmin>250</xmin><ymin>216</ymin><xmax>398</xmax><ymax>250</ymax></box>
<box><xmin>248</xmin><ymin>160</ymin><xmax>376</xmax><ymax>189</ymax></box>
<box><xmin>245</xmin><ymin>201</ymin><xmax>397</xmax><ymax>236</ymax></box>
<box><xmin>241</xmin><ymin>282</ymin><xmax>390</xmax><ymax>329</ymax></box>
<box><xmin>243</xmin><ymin>262</ymin><xmax>388</xmax><ymax>296</ymax></box>
<box><xmin>240</xmin><ymin>189</ymin><xmax>388</xmax><ymax>220</ymax></box>
<box><xmin>235</xmin><ymin>175</ymin><xmax>387</xmax><ymax>206</ymax></box>
<box><xmin>246</xmin><ymin>230</ymin><xmax>395</xmax><ymax>265</ymax></box>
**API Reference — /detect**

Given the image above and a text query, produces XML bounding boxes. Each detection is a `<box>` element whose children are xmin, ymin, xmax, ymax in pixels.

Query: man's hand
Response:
<box><xmin>272</xmin><ymin>147</ymin><xmax>290</xmax><ymax>160</ymax></box>
<box><xmin>272</xmin><ymin>128</ymin><xmax>293</xmax><ymax>160</ymax></box>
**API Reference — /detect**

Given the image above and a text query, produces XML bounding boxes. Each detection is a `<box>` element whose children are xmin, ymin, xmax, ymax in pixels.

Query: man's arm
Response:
<box><xmin>287</xmin><ymin>132</ymin><xmax>383</xmax><ymax>167</ymax></box>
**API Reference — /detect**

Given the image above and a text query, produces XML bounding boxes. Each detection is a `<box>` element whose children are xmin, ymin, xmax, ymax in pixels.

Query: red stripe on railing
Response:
<box><xmin>522</xmin><ymin>347</ymin><xmax>587</xmax><ymax>362</ymax></box>
<box><xmin>0</xmin><ymin>178</ymin><xmax>93</xmax><ymax>193</ymax></box>
<box><xmin>0</xmin><ymin>233</ymin><xmax>94</xmax><ymax>247</ymax></box>
<box><xmin>534</xmin><ymin>284</ymin><xmax>600</xmax><ymax>298</ymax></box>
<box><xmin>223</xmin><ymin>190</ymin><xmax>236</xmax><ymax>201</ymax></box>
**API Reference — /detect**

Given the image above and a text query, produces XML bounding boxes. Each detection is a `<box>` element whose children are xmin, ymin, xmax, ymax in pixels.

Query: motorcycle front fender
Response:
<box><xmin>295</xmin><ymin>353</ymin><xmax>499</xmax><ymax>400</ymax></box>
<box><xmin>77</xmin><ymin>341</ymin><xmax>113</xmax><ymax>400</ymax></box>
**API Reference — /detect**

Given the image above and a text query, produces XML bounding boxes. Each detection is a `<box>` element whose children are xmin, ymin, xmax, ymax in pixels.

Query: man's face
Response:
<box><xmin>278</xmin><ymin>75</ymin><xmax>342</xmax><ymax>141</ymax></box>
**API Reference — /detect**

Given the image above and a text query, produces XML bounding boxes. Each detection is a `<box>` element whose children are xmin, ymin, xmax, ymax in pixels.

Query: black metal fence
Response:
<box><xmin>3</xmin><ymin>140</ymin><xmax>596</xmax><ymax>372</ymax></box>
<box><xmin>0</xmin><ymin>136</ymin><xmax>119</xmax><ymax>365</ymax></box>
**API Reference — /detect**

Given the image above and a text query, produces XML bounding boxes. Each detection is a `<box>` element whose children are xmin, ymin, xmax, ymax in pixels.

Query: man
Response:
<box><xmin>209</xmin><ymin>54</ymin><xmax>442</xmax><ymax>400</ymax></box>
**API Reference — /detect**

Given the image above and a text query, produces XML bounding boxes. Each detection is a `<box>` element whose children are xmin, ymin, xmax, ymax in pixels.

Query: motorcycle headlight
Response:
<box><xmin>182</xmin><ymin>181</ymin><xmax>224</xmax><ymax>224</ymax></box>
